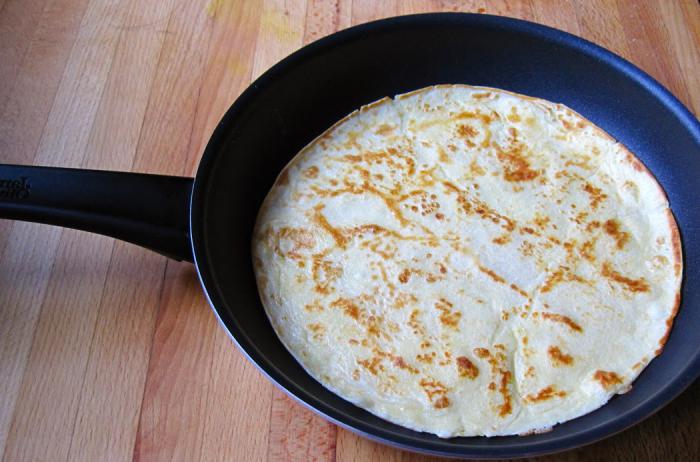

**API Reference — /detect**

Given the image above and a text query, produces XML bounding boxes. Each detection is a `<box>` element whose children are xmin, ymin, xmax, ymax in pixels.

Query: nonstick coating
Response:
<box><xmin>189</xmin><ymin>13</ymin><xmax>700</xmax><ymax>459</ymax></box>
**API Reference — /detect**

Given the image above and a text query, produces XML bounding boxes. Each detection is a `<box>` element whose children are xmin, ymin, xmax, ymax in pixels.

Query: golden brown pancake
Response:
<box><xmin>252</xmin><ymin>85</ymin><xmax>682</xmax><ymax>436</ymax></box>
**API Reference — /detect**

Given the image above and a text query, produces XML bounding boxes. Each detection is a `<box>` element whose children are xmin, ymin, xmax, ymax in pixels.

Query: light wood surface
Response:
<box><xmin>1</xmin><ymin>1</ymin><xmax>698</xmax><ymax>460</ymax></box>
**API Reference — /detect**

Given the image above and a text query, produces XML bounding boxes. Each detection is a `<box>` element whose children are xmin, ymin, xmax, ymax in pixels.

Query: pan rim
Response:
<box><xmin>190</xmin><ymin>12</ymin><xmax>700</xmax><ymax>458</ymax></box>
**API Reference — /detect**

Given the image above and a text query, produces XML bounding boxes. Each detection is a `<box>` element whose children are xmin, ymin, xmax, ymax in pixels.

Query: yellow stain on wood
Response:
<box><xmin>261</xmin><ymin>7</ymin><xmax>300</xmax><ymax>43</ymax></box>
<box><xmin>206</xmin><ymin>0</ymin><xmax>227</xmax><ymax>18</ymax></box>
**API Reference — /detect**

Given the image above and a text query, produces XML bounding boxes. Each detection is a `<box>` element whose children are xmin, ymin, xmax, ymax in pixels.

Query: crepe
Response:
<box><xmin>252</xmin><ymin>85</ymin><xmax>682</xmax><ymax>437</ymax></box>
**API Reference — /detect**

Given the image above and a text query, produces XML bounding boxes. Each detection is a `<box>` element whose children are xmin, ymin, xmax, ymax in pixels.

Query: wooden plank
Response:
<box><xmin>268</xmin><ymin>390</ymin><xmax>336</xmax><ymax>462</ymax></box>
<box><xmin>0</xmin><ymin>0</ymin><xmax>52</xmax><ymax>110</ymax></box>
<box><xmin>184</xmin><ymin>0</ymin><xmax>265</xmax><ymax>172</ymax></box>
<box><xmin>304</xmin><ymin>0</ymin><xmax>352</xmax><ymax>44</ymax></box>
<box><xmin>250</xmin><ymin>0</ymin><xmax>308</xmax><ymax>81</ymax></box>
<box><xmin>132</xmin><ymin>264</ymin><xmax>215</xmax><ymax>461</ymax></box>
<box><xmin>0</xmin><ymin>0</ymin><xmax>129</xmax><ymax>456</ymax></box>
<box><xmin>615</xmin><ymin>0</ymin><xmax>693</xmax><ymax>112</ymax></box>
<box><xmin>656</xmin><ymin>0</ymin><xmax>700</xmax><ymax>115</ymax></box>
<box><xmin>64</xmin><ymin>0</ymin><xmax>218</xmax><ymax>458</ymax></box>
<box><xmin>0</xmin><ymin>0</ymin><xmax>91</xmax><ymax>276</ymax></box>
<box><xmin>573</xmin><ymin>0</ymin><xmax>631</xmax><ymax>59</ymax></box>
<box><xmin>351</xmin><ymin>0</ymin><xmax>397</xmax><ymax>25</ymax></box>
<box><xmin>531</xmin><ymin>0</ymin><xmax>581</xmax><ymax>35</ymax></box>
<box><xmin>65</xmin><ymin>243</ymin><xmax>167</xmax><ymax>461</ymax></box>
<box><xmin>133</xmin><ymin>1</ymin><xmax>272</xmax><ymax>461</ymax></box>
<box><xmin>0</xmin><ymin>0</ymin><xmax>175</xmax><ymax>460</ymax></box>
<box><xmin>336</xmin><ymin>428</ymin><xmax>440</xmax><ymax>462</ymax></box>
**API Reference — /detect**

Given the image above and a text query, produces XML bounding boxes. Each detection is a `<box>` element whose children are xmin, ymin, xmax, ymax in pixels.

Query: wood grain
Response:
<box><xmin>1</xmin><ymin>1</ymin><xmax>698</xmax><ymax>461</ymax></box>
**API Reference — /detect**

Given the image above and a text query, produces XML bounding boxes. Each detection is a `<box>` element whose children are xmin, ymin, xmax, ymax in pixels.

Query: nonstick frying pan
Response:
<box><xmin>1</xmin><ymin>13</ymin><xmax>698</xmax><ymax>459</ymax></box>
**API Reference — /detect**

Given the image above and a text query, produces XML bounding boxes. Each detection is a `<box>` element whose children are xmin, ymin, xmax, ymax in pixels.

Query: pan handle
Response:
<box><xmin>0</xmin><ymin>164</ymin><xmax>193</xmax><ymax>262</ymax></box>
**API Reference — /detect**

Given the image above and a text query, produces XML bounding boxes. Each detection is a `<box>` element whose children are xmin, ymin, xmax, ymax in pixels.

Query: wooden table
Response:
<box><xmin>1</xmin><ymin>0</ymin><xmax>698</xmax><ymax>460</ymax></box>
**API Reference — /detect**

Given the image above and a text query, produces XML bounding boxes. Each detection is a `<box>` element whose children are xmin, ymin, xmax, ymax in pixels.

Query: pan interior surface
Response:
<box><xmin>190</xmin><ymin>14</ymin><xmax>700</xmax><ymax>458</ymax></box>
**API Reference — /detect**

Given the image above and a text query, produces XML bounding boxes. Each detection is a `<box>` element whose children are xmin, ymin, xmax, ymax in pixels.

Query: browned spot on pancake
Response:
<box><xmin>348</xmin><ymin>339</ymin><xmax>359</xmax><ymax>345</ymax></box>
<box><xmin>603</xmin><ymin>219</ymin><xmax>630</xmax><ymax>249</ymax></box>
<box><xmin>312</xmin><ymin>205</ymin><xmax>347</xmax><ymax>248</ymax></box>
<box><xmin>601</xmin><ymin>261</ymin><xmax>650</xmax><ymax>293</ymax></box>
<box><xmin>278</xmin><ymin>227</ymin><xmax>315</xmax><ymax>260</ymax></box>
<box><xmin>667</xmin><ymin>209</ymin><xmax>682</xmax><ymax>277</ymax></box>
<box><xmin>574</xmin><ymin>211</ymin><xmax>589</xmax><ymax>225</ymax></box>
<box><xmin>419</xmin><ymin>378</ymin><xmax>450</xmax><ymax>406</ymax></box>
<box><xmin>472</xmin><ymin>92</ymin><xmax>492</xmax><ymax>99</ymax></box>
<box><xmin>420</xmin><ymin>340</ymin><xmax>431</xmax><ymax>349</ymax></box>
<box><xmin>435</xmin><ymin>298</ymin><xmax>461</xmax><ymax>329</ymax></box>
<box><xmin>365</xmin><ymin>314</ymin><xmax>383</xmax><ymax>337</ymax></box>
<box><xmin>308</xmin><ymin>323</ymin><xmax>325</xmax><ymax>340</ymax></box>
<box><xmin>507</xmin><ymin>106</ymin><xmax>521</xmax><ymax>123</ymax></box>
<box><xmin>533</xmin><ymin>214</ymin><xmax>550</xmax><ymax>230</ymax></box>
<box><xmin>416</xmin><ymin>353</ymin><xmax>434</xmax><ymax>364</ymax></box>
<box><xmin>624</xmin><ymin>152</ymin><xmax>645</xmax><ymax>172</ymax></box>
<box><xmin>456</xmin><ymin>110</ymin><xmax>493</xmax><ymax>124</ymax></box>
<box><xmin>510</xmin><ymin>283</ymin><xmax>528</xmax><ymax>298</ymax></box>
<box><xmin>520</xmin><ymin>226</ymin><xmax>537</xmax><ymax>236</ymax></box>
<box><xmin>304</xmin><ymin>165</ymin><xmax>319</xmax><ymax>178</ymax></box>
<box><xmin>408</xmin><ymin>309</ymin><xmax>425</xmax><ymax>336</ymax></box>
<box><xmin>474</xmin><ymin>202</ymin><xmax>516</xmax><ymax>231</ymax></box>
<box><xmin>304</xmin><ymin>302</ymin><xmax>323</xmax><ymax>313</ymax></box>
<box><xmin>352</xmin><ymin>369</ymin><xmax>360</xmax><ymax>380</ymax></box>
<box><xmin>565</xmin><ymin>155</ymin><xmax>593</xmax><ymax>170</ymax></box>
<box><xmin>312</xmin><ymin>253</ymin><xmax>342</xmax><ymax>295</ymax></box>
<box><xmin>433</xmin><ymin>396</ymin><xmax>450</xmax><ymax>409</ymax></box>
<box><xmin>375</xmin><ymin>123</ymin><xmax>394</xmax><ymax>135</ymax></box>
<box><xmin>454</xmin><ymin>111</ymin><xmax>492</xmax><ymax>147</ymax></box>
<box><xmin>437</xmin><ymin>146</ymin><xmax>450</xmax><ymax>163</ymax></box>
<box><xmin>479</xmin><ymin>265</ymin><xmax>506</xmax><ymax>284</ymax></box>
<box><xmin>456</xmin><ymin>356</ymin><xmax>479</xmax><ymax>379</ymax></box>
<box><xmin>488</xmin><ymin>382</ymin><xmax>496</xmax><ymax>390</ymax></box>
<box><xmin>330</xmin><ymin>298</ymin><xmax>360</xmax><ymax>320</ymax></box>
<box><xmin>458</xmin><ymin>124</ymin><xmax>479</xmax><ymax>139</ymax></box>
<box><xmin>548</xmin><ymin>346</ymin><xmax>574</xmax><ymax>366</ymax></box>
<box><xmin>470</xmin><ymin>159</ymin><xmax>486</xmax><ymax>177</ymax></box>
<box><xmin>472</xmin><ymin>346</ymin><xmax>512</xmax><ymax>415</ymax></box>
<box><xmin>393</xmin><ymin>292</ymin><xmax>418</xmax><ymax>309</ymax></box>
<box><xmin>474</xmin><ymin>348</ymin><xmax>491</xmax><ymax>359</ymax></box>
<box><xmin>525</xmin><ymin>366</ymin><xmax>535</xmax><ymax>378</ymax></box>
<box><xmin>583</xmin><ymin>182</ymin><xmax>607</xmax><ymax>210</ymax></box>
<box><xmin>496</xmin><ymin>144</ymin><xmax>539</xmax><ymax>182</ymax></box>
<box><xmin>498</xmin><ymin>370</ymin><xmax>513</xmax><ymax>417</ymax></box>
<box><xmin>594</xmin><ymin>370</ymin><xmax>623</xmax><ymax>390</ymax></box>
<box><xmin>438</xmin><ymin>351</ymin><xmax>453</xmax><ymax>366</ymax></box>
<box><xmin>561</xmin><ymin>119</ymin><xmax>574</xmax><ymax>130</ymax></box>
<box><xmin>541</xmin><ymin>266</ymin><xmax>589</xmax><ymax>293</ymax></box>
<box><xmin>656</xmin><ymin>292</ymin><xmax>681</xmax><ymax>355</ymax></box>
<box><xmin>525</xmin><ymin>386</ymin><xmax>567</xmax><ymax>403</ymax></box>
<box><xmin>580</xmin><ymin>239</ymin><xmax>597</xmax><ymax>263</ymax></box>
<box><xmin>520</xmin><ymin>240</ymin><xmax>535</xmax><ymax>257</ymax></box>
<box><xmin>541</xmin><ymin>312</ymin><xmax>583</xmax><ymax>333</ymax></box>
<box><xmin>493</xmin><ymin>233</ymin><xmax>512</xmax><ymax>245</ymax></box>
<box><xmin>358</xmin><ymin>356</ymin><xmax>385</xmax><ymax>375</ymax></box>
<box><xmin>586</xmin><ymin>220</ymin><xmax>601</xmax><ymax>232</ymax></box>
<box><xmin>391</xmin><ymin>355</ymin><xmax>419</xmax><ymax>374</ymax></box>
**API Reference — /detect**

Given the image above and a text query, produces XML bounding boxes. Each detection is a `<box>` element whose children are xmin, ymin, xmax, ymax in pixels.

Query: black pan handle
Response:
<box><xmin>0</xmin><ymin>164</ymin><xmax>193</xmax><ymax>262</ymax></box>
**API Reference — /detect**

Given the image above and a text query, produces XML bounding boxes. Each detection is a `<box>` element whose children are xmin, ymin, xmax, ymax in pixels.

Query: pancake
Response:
<box><xmin>252</xmin><ymin>85</ymin><xmax>682</xmax><ymax>437</ymax></box>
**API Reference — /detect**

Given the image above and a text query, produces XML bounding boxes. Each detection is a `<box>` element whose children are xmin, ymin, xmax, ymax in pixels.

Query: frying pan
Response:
<box><xmin>1</xmin><ymin>13</ymin><xmax>698</xmax><ymax>459</ymax></box>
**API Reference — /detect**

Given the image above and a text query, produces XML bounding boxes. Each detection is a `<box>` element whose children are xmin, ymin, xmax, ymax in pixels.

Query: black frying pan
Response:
<box><xmin>1</xmin><ymin>14</ymin><xmax>698</xmax><ymax>459</ymax></box>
